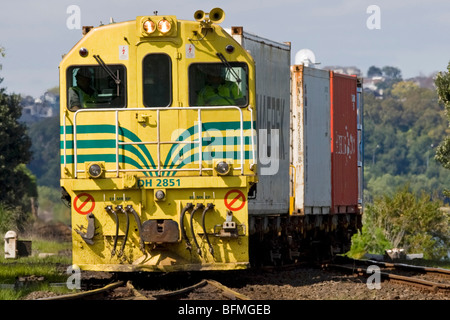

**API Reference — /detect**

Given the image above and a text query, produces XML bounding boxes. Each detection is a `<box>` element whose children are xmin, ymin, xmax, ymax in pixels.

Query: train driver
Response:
<box><xmin>197</xmin><ymin>65</ymin><xmax>244</xmax><ymax>106</ymax></box>
<box><xmin>68</xmin><ymin>68</ymin><xmax>97</xmax><ymax>111</ymax></box>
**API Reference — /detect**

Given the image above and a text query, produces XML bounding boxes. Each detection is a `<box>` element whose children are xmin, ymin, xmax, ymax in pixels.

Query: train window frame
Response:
<box><xmin>142</xmin><ymin>53</ymin><xmax>172</xmax><ymax>108</ymax></box>
<box><xmin>188</xmin><ymin>62</ymin><xmax>249</xmax><ymax>108</ymax></box>
<box><xmin>66</xmin><ymin>64</ymin><xmax>127</xmax><ymax>111</ymax></box>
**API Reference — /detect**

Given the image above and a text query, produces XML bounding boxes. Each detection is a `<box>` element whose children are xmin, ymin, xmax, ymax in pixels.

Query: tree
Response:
<box><xmin>382</xmin><ymin>66</ymin><xmax>402</xmax><ymax>80</ymax></box>
<box><xmin>0</xmin><ymin>46</ymin><xmax>36</xmax><ymax>231</ymax></box>
<box><xmin>435</xmin><ymin>62</ymin><xmax>450</xmax><ymax>170</ymax></box>
<box><xmin>435</xmin><ymin>62</ymin><xmax>450</xmax><ymax>106</ymax></box>
<box><xmin>0</xmin><ymin>46</ymin><xmax>4</xmax><ymax>84</ymax></box>
<box><xmin>0</xmin><ymin>89</ymin><xmax>33</xmax><ymax>205</ymax></box>
<box><xmin>363</xmin><ymin>76</ymin><xmax>449</xmax><ymax>200</ymax></box>
<box><xmin>27</xmin><ymin>116</ymin><xmax>60</xmax><ymax>188</ymax></box>
<box><xmin>375</xmin><ymin>66</ymin><xmax>402</xmax><ymax>92</ymax></box>
<box><xmin>367</xmin><ymin>65</ymin><xmax>382</xmax><ymax>77</ymax></box>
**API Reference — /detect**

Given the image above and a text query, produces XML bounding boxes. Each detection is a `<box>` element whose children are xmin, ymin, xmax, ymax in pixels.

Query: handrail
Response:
<box><xmin>248</xmin><ymin>106</ymin><xmax>256</xmax><ymax>168</ymax></box>
<box><xmin>68</xmin><ymin>106</ymin><xmax>250</xmax><ymax>178</ymax></box>
<box><xmin>63</xmin><ymin>111</ymin><xmax>67</xmax><ymax>170</ymax></box>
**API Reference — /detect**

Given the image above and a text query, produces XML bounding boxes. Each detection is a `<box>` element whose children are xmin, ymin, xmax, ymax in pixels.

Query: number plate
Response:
<box><xmin>138</xmin><ymin>178</ymin><xmax>181</xmax><ymax>188</ymax></box>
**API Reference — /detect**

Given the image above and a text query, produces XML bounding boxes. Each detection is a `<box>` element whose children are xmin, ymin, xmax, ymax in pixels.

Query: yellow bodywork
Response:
<box><xmin>60</xmin><ymin>10</ymin><xmax>257</xmax><ymax>272</ymax></box>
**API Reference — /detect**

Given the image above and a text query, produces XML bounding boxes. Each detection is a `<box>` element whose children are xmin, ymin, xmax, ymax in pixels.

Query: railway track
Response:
<box><xmin>325</xmin><ymin>257</ymin><xmax>450</xmax><ymax>294</ymax></box>
<box><xmin>152</xmin><ymin>279</ymin><xmax>251</xmax><ymax>300</ymax></box>
<box><xmin>37</xmin><ymin>278</ymin><xmax>251</xmax><ymax>301</ymax></box>
<box><xmin>34</xmin><ymin>258</ymin><xmax>449</xmax><ymax>300</ymax></box>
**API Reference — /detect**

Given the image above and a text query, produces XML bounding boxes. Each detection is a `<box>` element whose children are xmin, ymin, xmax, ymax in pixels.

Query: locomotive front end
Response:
<box><xmin>60</xmin><ymin>9</ymin><xmax>257</xmax><ymax>272</ymax></box>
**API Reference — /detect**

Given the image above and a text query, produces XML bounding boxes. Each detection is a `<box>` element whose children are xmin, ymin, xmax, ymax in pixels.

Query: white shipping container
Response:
<box><xmin>227</xmin><ymin>27</ymin><xmax>291</xmax><ymax>215</ymax></box>
<box><xmin>290</xmin><ymin>65</ymin><xmax>331</xmax><ymax>214</ymax></box>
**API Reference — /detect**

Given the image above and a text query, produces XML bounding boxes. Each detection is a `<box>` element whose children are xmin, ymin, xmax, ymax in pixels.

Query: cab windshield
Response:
<box><xmin>66</xmin><ymin>65</ymin><xmax>126</xmax><ymax>111</ymax></box>
<box><xmin>189</xmin><ymin>62</ymin><xmax>248</xmax><ymax>107</ymax></box>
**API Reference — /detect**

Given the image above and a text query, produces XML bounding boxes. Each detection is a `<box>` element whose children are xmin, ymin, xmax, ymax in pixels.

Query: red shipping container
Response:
<box><xmin>330</xmin><ymin>72</ymin><xmax>359</xmax><ymax>213</ymax></box>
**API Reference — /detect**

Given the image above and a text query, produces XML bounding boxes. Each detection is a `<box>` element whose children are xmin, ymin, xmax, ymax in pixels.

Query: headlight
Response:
<box><xmin>157</xmin><ymin>18</ymin><xmax>171</xmax><ymax>34</ymax></box>
<box><xmin>143</xmin><ymin>19</ymin><xmax>156</xmax><ymax>34</ymax></box>
<box><xmin>215</xmin><ymin>161</ymin><xmax>230</xmax><ymax>175</ymax></box>
<box><xmin>88</xmin><ymin>163</ymin><xmax>103</xmax><ymax>178</ymax></box>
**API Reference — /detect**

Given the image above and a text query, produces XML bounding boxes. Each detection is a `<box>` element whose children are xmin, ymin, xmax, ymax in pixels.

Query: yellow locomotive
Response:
<box><xmin>60</xmin><ymin>8</ymin><xmax>258</xmax><ymax>272</ymax></box>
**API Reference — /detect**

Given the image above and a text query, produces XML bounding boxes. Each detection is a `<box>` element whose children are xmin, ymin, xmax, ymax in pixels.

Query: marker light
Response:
<box><xmin>225</xmin><ymin>45</ymin><xmax>235</xmax><ymax>54</ymax></box>
<box><xmin>143</xmin><ymin>19</ymin><xmax>156</xmax><ymax>34</ymax></box>
<box><xmin>79</xmin><ymin>47</ymin><xmax>89</xmax><ymax>57</ymax></box>
<box><xmin>215</xmin><ymin>161</ymin><xmax>230</xmax><ymax>175</ymax></box>
<box><xmin>157</xmin><ymin>18</ymin><xmax>171</xmax><ymax>34</ymax></box>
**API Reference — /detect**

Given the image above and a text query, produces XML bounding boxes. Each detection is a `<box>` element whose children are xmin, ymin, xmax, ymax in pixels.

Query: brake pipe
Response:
<box><xmin>190</xmin><ymin>203</ymin><xmax>205</xmax><ymax>256</ymax></box>
<box><xmin>116</xmin><ymin>205</ymin><xmax>129</xmax><ymax>257</ymax></box>
<box><xmin>105</xmin><ymin>205</ymin><xmax>119</xmax><ymax>257</ymax></box>
<box><xmin>126</xmin><ymin>205</ymin><xmax>146</xmax><ymax>253</ymax></box>
<box><xmin>202</xmin><ymin>203</ymin><xmax>215</xmax><ymax>257</ymax></box>
<box><xmin>180</xmin><ymin>202</ymin><xmax>194</xmax><ymax>251</ymax></box>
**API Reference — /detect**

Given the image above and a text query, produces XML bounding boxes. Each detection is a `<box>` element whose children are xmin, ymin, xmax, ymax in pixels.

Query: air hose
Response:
<box><xmin>105</xmin><ymin>205</ymin><xmax>119</xmax><ymax>257</ymax></box>
<box><xmin>126</xmin><ymin>205</ymin><xmax>145</xmax><ymax>254</ymax></box>
<box><xmin>116</xmin><ymin>205</ymin><xmax>129</xmax><ymax>258</ymax></box>
<box><xmin>190</xmin><ymin>203</ymin><xmax>205</xmax><ymax>256</ymax></box>
<box><xmin>180</xmin><ymin>202</ymin><xmax>194</xmax><ymax>251</ymax></box>
<box><xmin>202</xmin><ymin>203</ymin><xmax>215</xmax><ymax>257</ymax></box>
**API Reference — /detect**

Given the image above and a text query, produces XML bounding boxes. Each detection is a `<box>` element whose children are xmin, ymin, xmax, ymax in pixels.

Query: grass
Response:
<box><xmin>0</xmin><ymin>238</ymin><xmax>73</xmax><ymax>300</ymax></box>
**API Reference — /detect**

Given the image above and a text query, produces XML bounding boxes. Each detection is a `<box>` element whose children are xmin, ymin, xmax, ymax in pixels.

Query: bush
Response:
<box><xmin>350</xmin><ymin>184</ymin><xmax>450</xmax><ymax>260</ymax></box>
<box><xmin>0</xmin><ymin>202</ymin><xmax>27</xmax><ymax>234</ymax></box>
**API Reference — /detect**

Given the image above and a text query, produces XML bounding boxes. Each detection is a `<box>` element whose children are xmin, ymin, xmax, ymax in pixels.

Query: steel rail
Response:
<box><xmin>363</xmin><ymin>259</ymin><xmax>450</xmax><ymax>277</ymax></box>
<box><xmin>152</xmin><ymin>279</ymin><xmax>251</xmax><ymax>300</ymax></box>
<box><xmin>327</xmin><ymin>264</ymin><xmax>450</xmax><ymax>293</ymax></box>
<box><xmin>333</xmin><ymin>256</ymin><xmax>450</xmax><ymax>277</ymax></box>
<box><xmin>37</xmin><ymin>281</ymin><xmax>125</xmax><ymax>300</ymax></box>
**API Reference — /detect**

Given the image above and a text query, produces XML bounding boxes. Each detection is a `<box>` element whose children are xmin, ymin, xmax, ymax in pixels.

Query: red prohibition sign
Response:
<box><xmin>224</xmin><ymin>189</ymin><xmax>246</xmax><ymax>212</ymax></box>
<box><xmin>73</xmin><ymin>193</ymin><xmax>95</xmax><ymax>215</ymax></box>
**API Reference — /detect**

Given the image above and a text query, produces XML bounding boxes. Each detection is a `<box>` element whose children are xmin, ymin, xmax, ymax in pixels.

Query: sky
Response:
<box><xmin>0</xmin><ymin>0</ymin><xmax>449</xmax><ymax>98</ymax></box>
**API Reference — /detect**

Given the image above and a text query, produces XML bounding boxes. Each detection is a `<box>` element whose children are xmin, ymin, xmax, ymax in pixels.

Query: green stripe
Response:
<box><xmin>162</xmin><ymin>121</ymin><xmax>253</xmax><ymax>170</ymax></box>
<box><xmin>165</xmin><ymin>136</ymin><xmax>252</xmax><ymax>173</ymax></box>
<box><xmin>60</xmin><ymin>124</ymin><xmax>156</xmax><ymax>173</ymax></box>
<box><xmin>60</xmin><ymin>140</ymin><xmax>115</xmax><ymax>149</ymax></box>
<box><xmin>60</xmin><ymin>121</ymin><xmax>255</xmax><ymax>176</ymax></box>
<box><xmin>61</xmin><ymin>154</ymin><xmax>150</xmax><ymax>176</ymax></box>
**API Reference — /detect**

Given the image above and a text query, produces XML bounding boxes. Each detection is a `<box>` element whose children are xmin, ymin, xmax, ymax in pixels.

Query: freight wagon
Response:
<box><xmin>227</xmin><ymin>29</ymin><xmax>362</xmax><ymax>264</ymax></box>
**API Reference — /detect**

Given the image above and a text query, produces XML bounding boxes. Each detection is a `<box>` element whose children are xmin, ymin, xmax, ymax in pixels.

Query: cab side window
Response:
<box><xmin>143</xmin><ymin>54</ymin><xmax>172</xmax><ymax>107</ymax></box>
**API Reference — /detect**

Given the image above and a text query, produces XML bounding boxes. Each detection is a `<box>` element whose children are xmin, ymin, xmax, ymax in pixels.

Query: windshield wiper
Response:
<box><xmin>216</xmin><ymin>52</ymin><xmax>241</xmax><ymax>84</ymax></box>
<box><xmin>93</xmin><ymin>54</ymin><xmax>121</xmax><ymax>96</ymax></box>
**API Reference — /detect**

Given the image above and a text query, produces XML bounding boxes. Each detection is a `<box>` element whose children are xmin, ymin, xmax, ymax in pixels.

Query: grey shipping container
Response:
<box><xmin>290</xmin><ymin>65</ymin><xmax>332</xmax><ymax>214</ymax></box>
<box><xmin>227</xmin><ymin>27</ymin><xmax>291</xmax><ymax>215</ymax></box>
